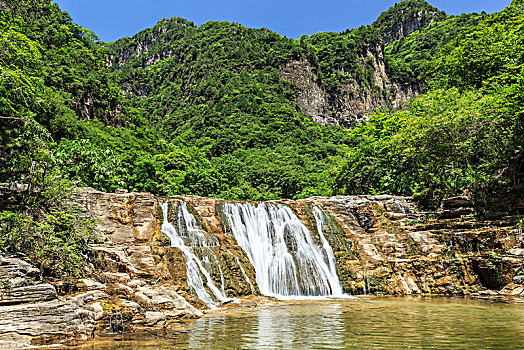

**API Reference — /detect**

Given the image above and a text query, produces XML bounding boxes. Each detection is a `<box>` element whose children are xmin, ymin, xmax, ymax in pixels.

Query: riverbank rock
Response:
<box><xmin>0</xmin><ymin>300</ymin><xmax>95</xmax><ymax>348</ymax></box>
<box><xmin>136</xmin><ymin>286</ymin><xmax>203</xmax><ymax>318</ymax></box>
<box><xmin>3</xmin><ymin>187</ymin><xmax>523</xmax><ymax>347</ymax></box>
<box><xmin>0</xmin><ymin>254</ymin><xmax>95</xmax><ymax>349</ymax></box>
<box><xmin>0</xmin><ymin>283</ymin><xmax>57</xmax><ymax>305</ymax></box>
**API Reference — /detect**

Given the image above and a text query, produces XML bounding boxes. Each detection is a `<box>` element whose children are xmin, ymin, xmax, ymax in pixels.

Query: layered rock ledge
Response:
<box><xmin>1</xmin><ymin>187</ymin><xmax>523</xmax><ymax>348</ymax></box>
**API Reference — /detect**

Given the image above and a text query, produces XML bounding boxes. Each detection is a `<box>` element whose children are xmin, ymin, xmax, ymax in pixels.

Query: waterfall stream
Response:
<box><xmin>160</xmin><ymin>201</ymin><xmax>230</xmax><ymax>308</ymax></box>
<box><xmin>312</xmin><ymin>206</ymin><xmax>343</xmax><ymax>296</ymax></box>
<box><xmin>220</xmin><ymin>202</ymin><xmax>344</xmax><ymax>298</ymax></box>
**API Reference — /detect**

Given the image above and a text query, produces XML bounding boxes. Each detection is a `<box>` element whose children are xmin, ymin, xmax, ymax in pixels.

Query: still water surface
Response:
<box><xmin>74</xmin><ymin>296</ymin><xmax>524</xmax><ymax>349</ymax></box>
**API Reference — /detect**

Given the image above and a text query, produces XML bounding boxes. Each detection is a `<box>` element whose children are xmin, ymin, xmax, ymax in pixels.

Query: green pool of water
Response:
<box><xmin>74</xmin><ymin>296</ymin><xmax>524</xmax><ymax>349</ymax></box>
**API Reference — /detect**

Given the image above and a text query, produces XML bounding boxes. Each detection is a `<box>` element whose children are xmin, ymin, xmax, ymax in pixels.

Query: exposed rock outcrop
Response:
<box><xmin>279</xmin><ymin>51</ymin><xmax>420</xmax><ymax>127</ymax></box>
<box><xmin>373</xmin><ymin>2</ymin><xmax>445</xmax><ymax>46</ymax></box>
<box><xmin>77</xmin><ymin>187</ymin><xmax>159</xmax><ymax>244</ymax></box>
<box><xmin>0</xmin><ymin>254</ymin><xmax>40</xmax><ymax>288</ymax></box>
<box><xmin>0</xmin><ymin>255</ymin><xmax>95</xmax><ymax>349</ymax></box>
<box><xmin>277</xmin><ymin>2</ymin><xmax>443</xmax><ymax>127</ymax></box>
<box><xmin>2</xmin><ymin>187</ymin><xmax>523</xmax><ymax>348</ymax></box>
<box><xmin>295</xmin><ymin>195</ymin><xmax>523</xmax><ymax>295</ymax></box>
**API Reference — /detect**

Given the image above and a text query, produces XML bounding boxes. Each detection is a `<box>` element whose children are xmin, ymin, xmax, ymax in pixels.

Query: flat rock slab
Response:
<box><xmin>0</xmin><ymin>283</ymin><xmax>57</xmax><ymax>305</ymax></box>
<box><xmin>0</xmin><ymin>300</ymin><xmax>94</xmax><ymax>349</ymax></box>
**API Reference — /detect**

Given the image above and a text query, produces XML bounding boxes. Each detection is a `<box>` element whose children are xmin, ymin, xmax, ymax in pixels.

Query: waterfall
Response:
<box><xmin>160</xmin><ymin>201</ymin><xmax>230</xmax><ymax>308</ymax></box>
<box><xmin>312</xmin><ymin>206</ymin><xmax>343</xmax><ymax>296</ymax></box>
<box><xmin>227</xmin><ymin>248</ymin><xmax>257</xmax><ymax>295</ymax></box>
<box><xmin>220</xmin><ymin>202</ymin><xmax>344</xmax><ymax>298</ymax></box>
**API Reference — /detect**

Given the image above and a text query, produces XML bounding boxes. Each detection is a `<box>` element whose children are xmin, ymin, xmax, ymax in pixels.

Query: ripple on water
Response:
<box><xmin>71</xmin><ymin>296</ymin><xmax>524</xmax><ymax>350</ymax></box>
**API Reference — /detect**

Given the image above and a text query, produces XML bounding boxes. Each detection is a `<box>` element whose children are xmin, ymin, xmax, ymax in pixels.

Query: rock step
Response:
<box><xmin>0</xmin><ymin>283</ymin><xmax>57</xmax><ymax>305</ymax></box>
<box><xmin>0</xmin><ymin>300</ymin><xmax>95</xmax><ymax>348</ymax></box>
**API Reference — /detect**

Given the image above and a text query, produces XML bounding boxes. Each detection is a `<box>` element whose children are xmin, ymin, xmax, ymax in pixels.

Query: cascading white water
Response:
<box><xmin>220</xmin><ymin>202</ymin><xmax>344</xmax><ymax>298</ymax></box>
<box><xmin>312</xmin><ymin>206</ymin><xmax>343</xmax><ymax>296</ymax></box>
<box><xmin>160</xmin><ymin>201</ymin><xmax>229</xmax><ymax>308</ymax></box>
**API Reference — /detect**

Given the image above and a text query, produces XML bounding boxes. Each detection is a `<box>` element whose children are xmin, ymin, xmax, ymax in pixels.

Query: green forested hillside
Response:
<box><xmin>103</xmin><ymin>0</ymin><xmax>449</xmax><ymax>200</ymax></box>
<box><xmin>0</xmin><ymin>0</ymin><xmax>522</xmax><ymax>213</ymax></box>
<box><xmin>385</xmin><ymin>12</ymin><xmax>485</xmax><ymax>85</ymax></box>
<box><xmin>1</xmin><ymin>0</ymin><xmax>522</xmax><ymax>276</ymax></box>
<box><xmin>335</xmin><ymin>0</ymin><xmax>524</xmax><ymax>208</ymax></box>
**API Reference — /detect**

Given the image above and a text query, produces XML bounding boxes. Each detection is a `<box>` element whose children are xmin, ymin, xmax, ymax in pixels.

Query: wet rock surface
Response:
<box><xmin>2</xmin><ymin>188</ymin><xmax>523</xmax><ymax>348</ymax></box>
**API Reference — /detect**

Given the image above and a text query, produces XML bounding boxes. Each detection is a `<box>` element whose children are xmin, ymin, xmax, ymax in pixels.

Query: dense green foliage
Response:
<box><xmin>0</xmin><ymin>0</ymin><xmax>132</xmax><ymax>277</ymax></box>
<box><xmin>385</xmin><ymin>13</ymin><xmax>485</xmax><ymax>85</ymax></box>
<box><xmin>103</xmin><ymin>0</ymin><xmax>449</xmax><ymax>200</ymax></box>
<box><xmin>0</xmin><ymin>0</ymin><xmax>459</xmax><ymax>206</ymax></box>
<box><xmin>106</xmin><ymin>17</ymin><xmax>367</xmax><ymax>199</ymax></box>
<box><xmin>335</xmin><ymin>0</ymin><xmax>524</xmax><ymax>208</ymax></box>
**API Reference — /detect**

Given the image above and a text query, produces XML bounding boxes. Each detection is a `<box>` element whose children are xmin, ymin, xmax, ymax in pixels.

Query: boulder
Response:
<box><xmin>513</xmin><ymin>275</ymin><xmax>524</xmax><ymax>285</ymax></box>
<box><xmin>79</xmin><ymin>278</ymin><xmax>107</xmax><ymax>291</ymax></box>
<box><xmin>499</xmin><ymin>283</ymin><xmax>524</xmax><ymax>296</ymax></box>
<box><xmin>0</xmin><ymin>254</ymin><xmax>40</xmax><ymax>288</ymax></box>
<box><xmin>136</xmin><ymin>286</ymin><xmax>203</xmax><ymax>318</ymax></box>
<box><xmin>103</xmin><ymin>272</ymin><xmax>131</xmax><ymax>284</ymax></box>
<box><xmin>384</xmin><ymin>198</ymin><xmax>412</xmax><ymax>214</ymax></box>
<box><xmin>144</xmin><ymin>311</ymin><xmax>166</xmax><ymax>326</ymax></box>
<box><xmin>440</xmin><ymin>207</ymin><xmax>475</xmax><ymax>218</ymax></box>
<box><xmin>128</xmin><ymin>279</ymin><xmax>146</xmax><ymax>288</ymax></box>
<box><xmin>68</xmin><ymin>290</ymin><xmax>109</xmax><ymax>307</ymax></box>
<box><xmin>85</xmin><ymin>302</ymin><xmax>104</xmax><ymax>321</ymax></box>
<box><xmin>121</xmin><ymin>299</ymin><xmax>141</xmax><ymax>313</ymax></box>
<box><xmin>440</xmin><ymin>197</ymin><xmax>475</xmax><ymax>218</ymax></box>
<box><xmin>441</xmin><ymin>196</ymin><xmax>473</xmax><ymax>209</ymax></box>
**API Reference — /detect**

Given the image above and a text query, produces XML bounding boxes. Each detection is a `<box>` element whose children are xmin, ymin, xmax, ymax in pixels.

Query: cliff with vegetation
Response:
<box><xmin>1</xmin><ymin>0</ymin><xmax>524</xmax><ymax>346</ymax></box>
<box><xmin>1</xmin><ymin>188</ymin><xmax>522</xmax><ymax>348</ymax></box>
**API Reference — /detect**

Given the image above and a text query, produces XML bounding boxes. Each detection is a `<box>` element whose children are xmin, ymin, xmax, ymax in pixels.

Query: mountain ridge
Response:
<box><xmin>107</xmin><ymin>0</ymin><xmax>451</xmax><ymax>128</ymax></box>
<box><xmin>0</xmin><ymin>0</ymin><xmax>521</xmax><ymax>204</ymax></box>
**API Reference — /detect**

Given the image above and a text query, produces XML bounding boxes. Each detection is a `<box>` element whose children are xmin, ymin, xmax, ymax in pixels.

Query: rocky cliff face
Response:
<box><xmin>74</xmin><ymin>188</ymin><xmax>523</xmax><ymax>304</ymax></box>
<box><xmin>71</xmin><ymin>188</ymin><xmax>524</xmax><ymax>301</ymax></box>
<box><xmin>279</xmin><ymin>52</ymin><xmax>420</xmax><ymax>127</ymax></box>
<box><xmin>2</xmin><ymin>188</ymin><xmax>523</xmax><ymax>348</ymax></box>
<box><xmin>373</xmin><ymin>3</ymin><xmax>445</xmax><ymax>47</ymax></box>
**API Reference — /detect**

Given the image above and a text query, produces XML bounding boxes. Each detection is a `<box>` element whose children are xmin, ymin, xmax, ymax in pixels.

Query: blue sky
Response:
<box><xmin>53</xmin><ymin>0</ymin><xmax>513</xmax><ymax>42</ymax></box>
